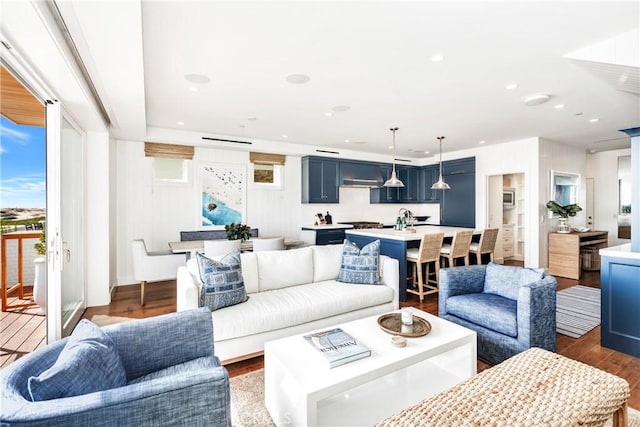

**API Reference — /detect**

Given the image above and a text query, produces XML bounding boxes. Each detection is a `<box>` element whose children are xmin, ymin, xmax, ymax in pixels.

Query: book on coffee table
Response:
<box><xmin>303</xmin><ymin>327</ymin><xmax>371</xmax><ymax>368</ymax></box>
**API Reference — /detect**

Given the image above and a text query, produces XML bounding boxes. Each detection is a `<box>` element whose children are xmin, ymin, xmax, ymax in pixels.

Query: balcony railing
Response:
<box><xmin>1</xmin><ymin>232</ymin><xmax>40</xmax><ymax>311</ymax></box>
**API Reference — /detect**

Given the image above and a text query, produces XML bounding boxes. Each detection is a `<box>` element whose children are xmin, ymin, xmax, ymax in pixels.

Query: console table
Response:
<box><xmin>548</xmin><ymin>231</ymin><xmax>608</xmax><ymax>279</ymax></box>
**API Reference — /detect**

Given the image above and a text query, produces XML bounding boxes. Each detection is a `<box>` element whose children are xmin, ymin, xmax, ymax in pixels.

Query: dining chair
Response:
<box><xmin>204</xmin><ymin>239</ymin><xmax>241</xmax><ymax>258</ymax></box>
<box><xmin>406</xmin><ymin>232</ymin><xmax>445</xmax><ymax>302</ymax></box>
<box><xmin>439</xmin><ymin>230</ymin><xmax>474</xmax><ymax>268</ymax></box>
<box><xmin>252</xmin><ymin>237</ymin><xmax>285</xmax><ymax>252</ymax></box>
<box><xmin>469</xmin><ymin>228</ymin><xmax>499</xmax><ymax>265</ymax></box>
<box><xmin>131</xmin><ymin>239</ymin><xmax>185</xmax><ymax>305</ymax></box>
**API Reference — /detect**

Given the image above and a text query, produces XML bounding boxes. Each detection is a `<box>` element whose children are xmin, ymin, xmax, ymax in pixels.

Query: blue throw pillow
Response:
<box><xmin>27</xmin><ymin>320</ymin><xmax>127</xmax><ymax>401</ymax></box>
<box><xmin>483</xmin><ymin>262</ymin><xmax>545</xmax><ymax>300</ymax></box>
<box><xmin>196</xmin><ymin>250</ymin><xmax>249</xmax><ymax>311</ymax></box>
<box><xmin>337</xmin><ymin>239</ymin><xmax>380</xmax><ymax>285</ymax></box>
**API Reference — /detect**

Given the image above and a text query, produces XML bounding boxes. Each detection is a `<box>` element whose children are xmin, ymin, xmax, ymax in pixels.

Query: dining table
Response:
<box><xmin>168</xmin><ymin>238</ymin><xmax>305</xmax><ymax>259</ymax></box>
<box><xmin>345</xmin><ymin>225</ymin><xmax>481</xmax><ymax>302</ymax></box>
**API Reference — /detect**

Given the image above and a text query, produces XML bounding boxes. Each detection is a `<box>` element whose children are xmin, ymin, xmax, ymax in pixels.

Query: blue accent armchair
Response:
<box><xmin>439</xmin><ymin>263</ymin><xmax>557</xmax><ymax>365</ymax></box>
<box><xmin>1</xmin><ymin>308</ymin><xmax>231</xmax><ymax>427</ymax></box>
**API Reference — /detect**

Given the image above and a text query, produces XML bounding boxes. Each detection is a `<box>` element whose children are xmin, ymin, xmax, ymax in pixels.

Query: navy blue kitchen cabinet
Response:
<box><xmin>302</xmin><ymin>157</ymin><xmax>339</xmax><ymax>203</ymax></box>
<box><xmin>398</xmin><ymin>166</ymin><xmax>419</xmax><ymax>202</ymax></box>
<box><xmin>440</xmin><ymin>157</ymin><xmax>476</xmax><ymax>228</ymax></box>
<box><xmin>314</xmin><ymin>228</ymin><xmax>346</xmax><ymax>245</ymax></box>
<box><xmin>419</xmin><ymin>165</ymin><xmax>441</xmax><ymax>203</ymax></box>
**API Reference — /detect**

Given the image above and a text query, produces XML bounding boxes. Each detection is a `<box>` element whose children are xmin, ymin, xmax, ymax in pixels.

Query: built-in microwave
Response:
<box><xmin>503</xmin><ymin>188</ymin><xmax>516</xmax><ymax>209</ymax></box>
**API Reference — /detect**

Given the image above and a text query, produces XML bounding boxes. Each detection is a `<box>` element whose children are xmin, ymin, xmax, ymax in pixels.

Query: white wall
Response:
<box><xmin>538</xmin><ymin>138</ymin><xmax>588</xmax><ymax>268</ymax></box>
<box><xmin>587</xmin><ymin>148</ymin><xmax>632</xmax><ymax>246</ymax></box>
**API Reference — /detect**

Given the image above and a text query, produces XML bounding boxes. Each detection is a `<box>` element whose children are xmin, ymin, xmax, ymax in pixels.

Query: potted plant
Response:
<box><xmin>546</xmin><ymin>201</ymin><xmax>582</xmax><ymax>233</ymax></box>
<box><xmin>33</xmin><ymin>229</ymin><xmax>47</xmax><ymax>313</ymax></box>
<box><xmin>224</xmin><ymin>223</ymin><xmax>252</xmax><ymax>242</ymax></box>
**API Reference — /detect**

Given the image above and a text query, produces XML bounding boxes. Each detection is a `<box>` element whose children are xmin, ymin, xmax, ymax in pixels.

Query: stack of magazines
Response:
<box><xmin>303</xmin><ymin>328</ymin><xmax>371</xmax><ymax>368</ymax></box>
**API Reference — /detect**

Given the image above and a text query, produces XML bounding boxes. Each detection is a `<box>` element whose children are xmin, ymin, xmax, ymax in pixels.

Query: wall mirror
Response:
<box><xmin>550</xmin><ymin>170</ymin><xmax>579</xmax><ymax>206</ymax></box>
<box><xmin>618</xmin><ymin>155</ymin><xmax>631</xmax><ymax>239</ymax></box>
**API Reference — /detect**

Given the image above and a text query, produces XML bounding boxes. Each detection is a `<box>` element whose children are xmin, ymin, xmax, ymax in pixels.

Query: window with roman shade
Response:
<box><xmin>145</xmin><ymin>142</ymin><xmax>193</xmax><ymax>183</ymax></box>
<box><xmin>249</xmin><ymin>152</ymin><xmax>285</xmax><ymax>186</ymax></box>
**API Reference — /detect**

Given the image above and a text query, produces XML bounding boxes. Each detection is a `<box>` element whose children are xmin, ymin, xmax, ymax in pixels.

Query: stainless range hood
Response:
<box><xmin>340</xmin><ymin>178</ymin><xmax>383</xmax><ymax>188</ymax></box>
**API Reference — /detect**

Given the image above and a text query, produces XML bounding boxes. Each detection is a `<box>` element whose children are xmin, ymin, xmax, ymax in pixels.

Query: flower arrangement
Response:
<box><xmin>224</xmin><ymin>223</ymin><xmax>252</xmax><ymax>241</ymax></box>
<box><xmin>546</xmin><ymin>201</ymin><xmax>582</xmax><ymax>218</ymax></box>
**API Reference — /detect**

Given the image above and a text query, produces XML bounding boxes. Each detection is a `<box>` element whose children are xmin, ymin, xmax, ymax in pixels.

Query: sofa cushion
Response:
<box><xmin>312</xmin><ymin>244</ymin><xmax>344</xmax><ymax>282</ymax></box>
<box><xmin>188</xmin><ymin>252</ymin><xmax>259</xmax><ymax>294</ymax></box>
<box><xmin>256</xmin><ymin>247</ymin><xmax>314</xmax><ymax>292</ymax></box>
<box><xmin>197</xmin><ymin>250</ymin><xmax>249</xmax><ymax>311</ymax></box>
<box><xmin>128</xmin><ymin>356</ymin><xmax>218</xmax><ymax>385</ymax></box>
<box><xmin>483</xmin><ymin>262</ymin><xmax>544</xmax><ymax>300</ymax></box>
<box><xmin>337</xmin><ymin>239</ymin><xmax>380</xmax><ymax>285</ymax></box>
<box><xmin>27</xmin><ymin>320</ymin><xmax>127</xmax><ymax>401</ymax></box>
<box><xmin>446</xmin><ymin>293</ymin><xmax>518</xmax><ymax>337</ymax></box>
<box><xmin>211</xmin><ymin>280</ymin><xmax>394</xmax><ymax>340</ymax></box>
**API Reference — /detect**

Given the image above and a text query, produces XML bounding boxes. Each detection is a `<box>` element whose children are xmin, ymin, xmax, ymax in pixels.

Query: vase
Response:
<box><xmin>33</xmin><ymin>256</ymin><xmax>47</xmax><ymax>314</ymax></box>
<box><xmin>557</xmin><ymin>218</ymin><xmax>571</xmax><ymax>233</ymax></box>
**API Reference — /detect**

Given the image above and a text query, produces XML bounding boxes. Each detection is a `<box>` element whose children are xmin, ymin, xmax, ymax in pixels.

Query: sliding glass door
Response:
<box><xmin>46</xmin><ymin>102</ymin><xmax>85</xmax><ymax>340</ymax></box>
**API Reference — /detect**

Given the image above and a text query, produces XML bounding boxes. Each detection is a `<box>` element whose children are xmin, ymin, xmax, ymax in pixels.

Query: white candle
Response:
<box><xmin>401</xmin><ymin>308</ymin><xmax>413</xmax><ymax>326</ymax></box>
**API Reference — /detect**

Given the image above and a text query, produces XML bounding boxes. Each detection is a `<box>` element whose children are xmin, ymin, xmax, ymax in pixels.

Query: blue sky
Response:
<box><xmin>0</xmin><ymin>115</ymin><xmax>46</xmax><ymax>208</ymax></box>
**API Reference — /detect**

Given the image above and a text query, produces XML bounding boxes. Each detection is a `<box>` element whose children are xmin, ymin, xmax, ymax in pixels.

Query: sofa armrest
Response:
<box><xmin>517</xmin><ymin>275</ymin><xmax>557</xmax><ymax>351</ymax></box>
<box><xmin>104</xmin><ymin>308</ymin><xmax>214</xmax><ymax>380</ymax></box>
<box><xmin>380</xmin><ymin>255</ymin><xmax>400</xmax><ymax>309</ymax></box>
<box><xmin>2</xmin><ymin>365</ymin><xmax>231</xmax><ymax>427</ymax></box>
<box><xmin>438</xmin><ymin>265</ymin><xmax>487</xmax><ymax>316</ymax></box>
<box><xmin>177</xmin><ymin>265</ymin><xmax>201</xmax><ymax>312</ymax></box>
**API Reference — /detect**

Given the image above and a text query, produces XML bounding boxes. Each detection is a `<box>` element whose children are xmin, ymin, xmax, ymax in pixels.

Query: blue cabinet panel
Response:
<box><xmin>370</xmin><ymin>165</ymin><xmax>399</xmax><ymax>203</ymax></box>
<box><xmin>440</xmin><ymin>157</ymin><xmax>475</xmax><ymax>228</ymax></box>
<box><xmin>302</xmin><ymin>157</ymin><xmax>339</xmax><ymax>203</ymax></box>
<box><xmin>601</xmin><ymin>255</ymin><xmax>640</xmax><ymax>357</ymax></box>
<box><xmin>419</xmin><ymin>165</ymin><xmax>441</xmax><ymax>202</ymax></box>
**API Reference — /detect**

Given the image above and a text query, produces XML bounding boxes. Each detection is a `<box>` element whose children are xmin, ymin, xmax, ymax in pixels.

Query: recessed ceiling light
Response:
<box><xmin>554</xmin><ymin>104</ymin><xmax>565</xmax><ymax>109</ymax></box>
<box><xmin>506</xmin><ymin>83</ymin><xmax>518</xmax><ymax>90</ymax></box>
<box><xmin>590</xmin><ymin>149</ymin><xmax>596</xmax><ymax>153</ymax></box>
<box><xmin>388</xmin><ymin>145</ymin><xmax>394</xmax><ymax>149</ymax></box>
<box><xmin>431</xmin><ymin>54</ymin><xmax>444</xmax><ymax>62</ymax></box>
<box><xmin>589</xmin><ymin>118</ymin><xmax>599</xmax><ymax>123</ymax></box>
<box><xmin>176</xmin><ymin>121</ymin><xmax>184</xmax><ymax>126</ymax></box>
<box><xmin>522</xmin><ymin>93</ymin><xmax>551</xmax><ymax>106</ymax></box>
<box><xmin>282</xmin><ymin>135</ymin><xmax>288</xmax><ymax>138</ymax></box>
<box><xmin>188</xmin><ymin>86</ymin><xmax>199</xmax><ymax>92</ymax></box>
<box><xmin>479</xmin><ymin>140</ymin><xmax>486</xmax><ymax>144</ymax></box>
<box><xmin>344</xmin><ymin>139</ymin><xmax>350</xmax><ymax>143</ymax></box>
<box><xmin>184</xmin><ymin>73</ymin><xmax>210</xmax><ymax>84</ymax></box>
<box><xmin>424</xmin><ymin>151</ymin><xmax>430</xmax><ymax>154</ymax></box>
<box><xmin>285</xmin><ymin>74</ymin><xmax>310</xmax><ymax>84</ymax></box>
<box><xmin>332</xmin><ymin>105</ymin><xmax>351</xmax><ymax>112</ymax></box>
<box><xmin>325</xmin><ymin>112</ymin><xmax>333</xmax><ymax>117</ymax></box>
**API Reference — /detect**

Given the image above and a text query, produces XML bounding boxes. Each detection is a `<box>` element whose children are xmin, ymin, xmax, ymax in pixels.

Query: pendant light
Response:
<box><xmin>431</xmin><ymin>136</ymin><xmax>451</xmax><ymax>190</ymax></box>
<box><xmin>383</xmin><ymin>127</ymin><xmax>405</xmax><ymax>187</ymax></box>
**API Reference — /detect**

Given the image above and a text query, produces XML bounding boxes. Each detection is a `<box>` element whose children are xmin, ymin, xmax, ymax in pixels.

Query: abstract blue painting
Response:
<box><xmin>200</xmin><ymin>163</ymin><xmax>245</xmax><ymax>227</ymax></box>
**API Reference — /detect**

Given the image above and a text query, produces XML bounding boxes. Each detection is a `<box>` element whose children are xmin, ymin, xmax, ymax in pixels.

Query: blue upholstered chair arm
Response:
<box><xmin>439</xmin><ymin>265</ymin><xmax>487</xmax><ymax>316</ymax></box>
<box><xmin>2</xmin><ymin>364</ymin><xmax>231</xmax><ymax>426</ymax></box>
<box><xmin>517</xmin><ymin>275</ymin><xmax>557</xmax><ymax>351</ymax></box>
<box><xmin>105</xmin><ymin>307</ymin><xmax>215</xmax><ymax>380</ymax></box>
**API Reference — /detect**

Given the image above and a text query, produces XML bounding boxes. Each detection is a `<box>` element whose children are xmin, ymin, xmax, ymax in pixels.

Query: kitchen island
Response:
<box><xmin>346</xmin><ymin>226</ymin><xmax>479</xmax><ymax>302</ymax></box>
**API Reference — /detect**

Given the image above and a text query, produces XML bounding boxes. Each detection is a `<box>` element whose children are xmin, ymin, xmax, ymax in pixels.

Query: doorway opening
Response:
<box><xmin>487</xmin><ymin>173</ymin><xmax>526</xmax><ymax>264</ymax></box>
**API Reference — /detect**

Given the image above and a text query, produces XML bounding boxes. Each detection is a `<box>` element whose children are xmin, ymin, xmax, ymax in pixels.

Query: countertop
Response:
<box><xmin>346</xmin><ymin>225</ymin><xmax>478</xmax><ymax>241</ymax></box>
<box><xmin>301</xmin><ymin>224</ymin><xmax>354</xmax><ymax>230</ymax></box>
<box><xmin>600</xmin><ymin>243</ymin><xmax>640</xmax><ymax>261</ymax></box>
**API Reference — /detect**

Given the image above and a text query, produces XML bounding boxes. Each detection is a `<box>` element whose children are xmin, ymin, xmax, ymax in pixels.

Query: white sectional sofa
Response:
<box><xmin>177</xmin><ymin>243</ymin><xmax>399</xmax><ymax>363</ymax></box>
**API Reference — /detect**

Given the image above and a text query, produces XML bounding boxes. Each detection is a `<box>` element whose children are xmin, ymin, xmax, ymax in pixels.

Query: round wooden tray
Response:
<box><xmin>377</xmin><ymin>313</ymin><xmax>432</xmax><ymax>337</ymax></box>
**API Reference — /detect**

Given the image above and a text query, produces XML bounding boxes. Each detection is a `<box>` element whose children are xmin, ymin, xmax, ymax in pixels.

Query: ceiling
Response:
<box><xmin>57</xmin><ymin>1</ymin><xmax>639</xmax><ymax>159</ymax></box>
<box><xmin>0</xmin><ymin>65</ymin><xmax>44</xmax><ymax>127</ymax></box>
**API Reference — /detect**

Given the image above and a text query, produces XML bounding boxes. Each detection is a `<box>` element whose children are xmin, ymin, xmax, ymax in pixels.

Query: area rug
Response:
<box><xmin>229</xmin><ymin>369</ymin><xmax>274</xmax><ymax>427</ymax></box>
<box><xmin>230</xmin><ymin>368</ymin><xmax>640</xmax><ymax>426</ymax></box>
<box><xmin>90</xmin><ymin>314</ymin><xmax>136</xmax><ymax>327</ymax></box>
<box><xmin>556</xmin><ymin>285</ymin><xmax>600</xmax><ymax>338</ymax></box>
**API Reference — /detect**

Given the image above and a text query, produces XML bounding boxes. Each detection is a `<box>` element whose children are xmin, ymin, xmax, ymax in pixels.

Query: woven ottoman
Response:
<box><xmin>377</xmin><ymin>347</ymin><xmax>630</xmax><ymax>427</ymax></box>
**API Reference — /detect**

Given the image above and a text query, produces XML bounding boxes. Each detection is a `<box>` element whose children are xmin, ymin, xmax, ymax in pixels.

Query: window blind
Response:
<box><xmin>144</xmin><ymin>142</ymin><xmax>194</xmax><ymax>159</ymax></box>
<box><xmin>249</xmin><ymin>152</ymin><xmax>286</xmax><ymax>165</ymax></box>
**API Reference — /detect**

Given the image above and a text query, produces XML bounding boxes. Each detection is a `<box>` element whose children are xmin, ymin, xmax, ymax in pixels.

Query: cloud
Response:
<box><xmin>0</xmin><ymin>174</ymin><xmax>47</xmax><ymax>207</ymax></box>
<box><xmin>0</xmin><ymin>126</ymin><xmax>31</xmax><ymax>145</ymax></box>
<box><xmin>0</xmin><ymin>144</ymin><xmax>5</xmax><ymax>154</ymax></box>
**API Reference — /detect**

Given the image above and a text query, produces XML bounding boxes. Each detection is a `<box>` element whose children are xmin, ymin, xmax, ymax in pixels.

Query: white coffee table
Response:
<box><xmin>264</xmin><ymin>308</ymin><xmax>477</xmax><ymax>426</ymax></box>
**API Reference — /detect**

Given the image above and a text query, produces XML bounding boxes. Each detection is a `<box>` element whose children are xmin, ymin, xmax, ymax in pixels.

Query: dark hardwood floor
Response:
<box><xmin>79</xmin><ymin>267</ymin><xmax>640</xmax><ymax>409</ymax></box>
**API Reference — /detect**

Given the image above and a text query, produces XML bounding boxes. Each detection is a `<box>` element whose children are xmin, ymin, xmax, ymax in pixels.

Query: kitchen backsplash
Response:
<box><xmin>300</xmin><ymin>186</ymin><xmax>441</xmax><ymax>226</ymax></box>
